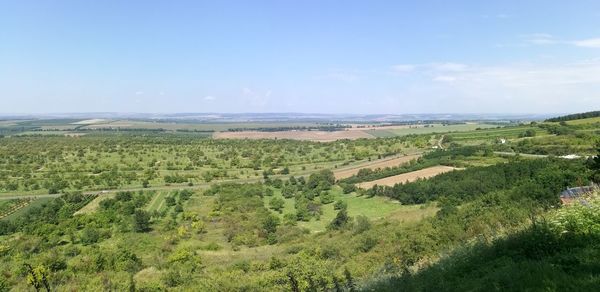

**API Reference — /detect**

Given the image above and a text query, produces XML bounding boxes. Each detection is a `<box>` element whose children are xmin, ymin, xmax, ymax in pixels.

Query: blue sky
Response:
<box><xmin>1</xmin><ymin>0</ymin><xmax>600</xmax><ymax>114</ymax></box>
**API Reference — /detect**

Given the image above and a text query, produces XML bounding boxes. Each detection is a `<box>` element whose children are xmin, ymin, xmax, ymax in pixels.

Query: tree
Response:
<box><xmin>344</xmin><ymin>268</ymin><xmax>356</xmax><ymax>291</ymax></box>
<box><xmin>333</xmin><ymin>200</ymin><xmax>347</xmax><ymax>210</ymax></box>
<box><xmin>353</xmin><ymin>215</ymin><xmax>371</xmax><ymax>234</ymax></box>
<box><xmin>320</xmin><ymin>191</ymin><xmax>334</xmax><ymax>204</ymax></box>
<box><xmin>269</xmin><ymin>197</ymin><xmax>285</xmax><ymax>213</ymax></box>
<box><xmin>329</xmin><ymin>208</ymin><xmax>349</xmax><ymax>230</ymax></box>
<box><xmin>591</xmin><ymin>142</ymin><xmax>600</xmax><ymax>182</ymax></box>
<box><xmin>80</xmin><ymin>227</ymin><xmax>100</xmax><ymax>245</ymax></box>
<box><xmin>165</xmin><ymin>196</ymin><xmax>176</xmax><ymax>207</ymax></box>
<box><xmin>262</xmin><ymin>214</ymin><xmax>280</xmax><ymax>235</ymax></box>
<box><xmin>133</xmin><ymin>209</ymin><xmax>151</xmax><ymax>232</ymax></box>
<box><xmin>340</xmin><ymin>183</ymin><xmax>357</xmax><ymax>194</ymax></box>
<box><xmin>24</xmin><ymin>263</ymin><xmax>51</xmax><ymax>292</ymax></box>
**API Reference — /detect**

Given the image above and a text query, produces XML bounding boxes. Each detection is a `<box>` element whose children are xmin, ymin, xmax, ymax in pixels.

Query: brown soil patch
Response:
<box><xmin>213</xmin><ymin>130</ymin><xmax>374</xmax><ymax>142</ymax></box>
<box><xmin>334</xmin><ymin>154</ymin><xmax>422</xmax><ymax>180</ymax></box>
<box><xmin>357</xmin><ymin>166</ymin><xmax>459</xmax><ymax>189</ymax></box>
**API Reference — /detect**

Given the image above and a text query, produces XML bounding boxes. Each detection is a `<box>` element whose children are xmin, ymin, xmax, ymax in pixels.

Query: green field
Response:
<box><xmin>368</xmin><ymin>123</ymin><xmax>498</xmax><ymax>138</ymax></box>
<box><xmin>80</xmin><ymin>119</ymin><xmax>327</xmax><ymax>132</ymax></box>
<box><xmin>263</xmin><ymin>186</ymin><xmax>437</xmax><ymax>232</ymax></box>
<box><xmin>0</xmin><ymin>197</ymin><xmax>53</xmax><ymax>221</ymax></box>
<box><xmin>145</xmin><ymin>191</ymin><xmax>169</xmax><ymax>213</ymax></box>
<box><xmin>565</xmin><ymin>116</ymin><xmax>600</xmax><ymax>125</ymax></box>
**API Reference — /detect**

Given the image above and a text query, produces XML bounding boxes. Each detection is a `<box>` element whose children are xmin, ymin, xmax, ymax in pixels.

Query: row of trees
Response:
<box><xmin>363</xmin><ymin>157</ymin><xmax>590</xmax><ymax>206</ymax></box>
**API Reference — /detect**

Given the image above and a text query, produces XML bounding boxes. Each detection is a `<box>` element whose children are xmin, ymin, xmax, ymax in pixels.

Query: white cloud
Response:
<box><xmin>387</xmin><ymin>59</ymin><xmax>600</xmax><ymax>113</ymax></box>
<box><xmin>392</xmin><ymin>64</ymin><xmax>415</xmax><ymax>73</ymax></box>
<box><xmin>521</xmin><ymin>33</ymin><xmax>557</xmax><ymax>45</ymax></box>
<box><xmin>518</xmin><ymin>34</ymin><xmax>600</xmax><ymax>48</ymax></box>
<box><xmin>390</xmin><ymin>62</ymin><xmax>468</xmax><ymax>75</ymax></box>
<box><xmin>203</xmin><ymin>95</ymin><xmax>216</xmax><ymax>101</ymax></box>
<box><xmin>135</xmin><ymin>91</ymin><xmax>144</xmax><ymax>95</ymax></box>
<box><xmin>572</xmin><ymin>38</ymin><xmax>600</xmax><ymax>48</ymax></box>
<box><xmin>241</xmin><ymin>87</ymin><xmax>270</xmax><ymax>107</ymax></box>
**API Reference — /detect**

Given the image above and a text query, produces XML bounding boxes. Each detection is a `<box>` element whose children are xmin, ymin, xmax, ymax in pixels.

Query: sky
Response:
<box><xmin>1</xmin><ymin>0</ymin><xmax>600</xmax><ymax>114</ymax></box>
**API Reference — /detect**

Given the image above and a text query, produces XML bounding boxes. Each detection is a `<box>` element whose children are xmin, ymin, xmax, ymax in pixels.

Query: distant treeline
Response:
<box><xmin>226</xmin><ymin>125</ymin><xmax>350</xmax><ymax>132</ymax></box>
<box><xmin>545</xmin><ymin>111</ymin><xmax>600</xmax><ymax>122</ymax></box>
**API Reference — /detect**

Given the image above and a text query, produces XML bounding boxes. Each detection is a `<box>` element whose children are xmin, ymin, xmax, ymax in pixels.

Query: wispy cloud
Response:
<box><xmin>572</xmin><ymin>38</ymin><xmax>600</xmax><ymax>48</ymax></box>
<box><xmin>203</xmin><ymin>95</ymin><xmax>216</xmax><ymax>101</ymax></box>
<box><xmin>521</xmin><ymin>33</ymin><xmax>558</xmax><ymax>45</ymax></box>
<box><xmin>384</xmin><ymin>59</ymin><xmax>600</xmax><ymax>112</ymax></box>
<box><xmin>241</xmin><ymin>87</ymin><xmax>271</xmax><ymax>107</ymax></box>
<box><xmin>391</xmin><ymin>62</ymin><xmax>468</xmax><ymax>74</ymax></box>
<box><xmin>392</xmin><ymin>64</ymin><xmax>415</xmax><ymax>73</ymax></box>
<box><xmin>518</xmin><ymin>34</ymin><xmax>600</xmax><ymax>48</ymax></box>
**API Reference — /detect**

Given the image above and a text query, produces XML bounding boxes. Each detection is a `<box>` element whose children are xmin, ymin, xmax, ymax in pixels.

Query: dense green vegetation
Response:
<box><xmin>364</xmin><ymin>158</ymin><xmax>589</xmax><ymax>205</ymax></box>
<box><xmin>546</xmin><ymin>110</ymin><xmax>600</xmax><ymax>122</ymax></box>
<box><xmin>0</xmin><ymin>114</ymin><xmax>598</xmax><ymax>291</ymax></box>
<box><xmin>367</xmin><ymin>191</ymin><xmax>600</xmax><ymax>291</ymax></box>
<box><xmin>0</xmin><ymin>134</ymin><xmax>421</xmax><ymax>195</ymax></box>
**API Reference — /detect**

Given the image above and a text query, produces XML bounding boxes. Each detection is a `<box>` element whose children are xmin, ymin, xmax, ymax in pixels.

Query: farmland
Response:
<box><xmin>356</xmin><ymin>165</ymin><xmax>459</xmax><ymax>188</ymax></box>
<box><xmin>367</xmin><ymin>123</ymin><xmax>498</xmax><ymax>138</ymax></box>
<box><xmin>214</xmin><ymin>129</ymin><xmax>374</xmax><ymax>141</ymax></box>
<box><xmin>0</xmin><ymin>114</ymin><xmax>598</xmax><ymax>291</ymax></box>
<box><xmin>333</xmin><ymin>153</ymin><xmax>422</xmax><ymax>180</ymax></box>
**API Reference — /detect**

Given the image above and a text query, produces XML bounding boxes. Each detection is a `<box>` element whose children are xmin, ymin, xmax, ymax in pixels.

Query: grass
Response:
<box><xmin>447</xmin><ymin>125</ymin><xmax>549</xmax><ymax>142</ymax></box>
<box><xmin>146</xmin><ymin>191</ymin><xmax>170</xmax><ymax>212</ymax></box>
<box><xmin>565</xmin><ymin>116</ymin><xmax>600</xmax><ymax>125</ymax></box>
<box><xmin>264</xmin><ymin>186</ymin><xmax>437</xmax><ymax>232</ymax></box>
<box><xmin>1</xmin><ymin>197</ymin><xmax>53</xmax><ymax>221</ymax></box>
<box><xmin>367</xmin><ymin>123</ymin><xmax>497</xmax><ymax>138</ymax></box>
<box><xmin>81</xmin><ymin>120</ymin><xmax>326</xmax><ymax>132</ymax></box>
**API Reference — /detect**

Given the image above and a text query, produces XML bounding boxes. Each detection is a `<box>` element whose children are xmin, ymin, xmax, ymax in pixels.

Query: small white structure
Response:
<box><xmin>560</xmin><ymin>154</ymin><xmax>581</xmax><ymax>160</ymax></box>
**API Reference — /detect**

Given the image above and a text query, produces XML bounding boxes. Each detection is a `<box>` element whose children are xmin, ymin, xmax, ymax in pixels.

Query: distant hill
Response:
<box><xmin>546</xmin><ymin>110</ymin><xmax>600</xmax><ymax>122</ymax></box>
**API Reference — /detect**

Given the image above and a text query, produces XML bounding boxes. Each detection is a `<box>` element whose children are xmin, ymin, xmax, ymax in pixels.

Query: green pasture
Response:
<box><xmin>368</xmin><ymin>123</ymin><xmax>497</xmax><ymax>138</ymax></box>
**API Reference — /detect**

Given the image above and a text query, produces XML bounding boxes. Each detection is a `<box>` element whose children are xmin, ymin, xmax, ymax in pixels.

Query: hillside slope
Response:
<box><xmin>364</xmin><ymin>192</ymin><xmax>600</xmax><ymax>291</ymax></box>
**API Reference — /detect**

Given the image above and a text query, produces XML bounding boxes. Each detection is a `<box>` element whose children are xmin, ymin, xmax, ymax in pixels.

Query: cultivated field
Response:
<box><xmin>214</xmin><ymin>129</ymin><xmax>374</xmax><ymax>141</ymax></box>
<box><xmin>74</xmin><ymin>193</ymin><xmax>115</xmax><ymax>215</ymax></box>
<box><xmin>368</xmin><ymin>123</ymin><xmax>497</xmax><ymax>138</ymax></box>
<box><xmin>333</xmin><ymin>153</ymin><xmax>422</xmax><ymax>180</ymax></box>
<box><xmin>80</xmin><ymin>119</ymin><xmax>325</xmax><ymax>132</ymax></box>
<box><xmin>357</xmin><ymin>165</ymin><xmax>459</xmax><ymax>188</ymax></box>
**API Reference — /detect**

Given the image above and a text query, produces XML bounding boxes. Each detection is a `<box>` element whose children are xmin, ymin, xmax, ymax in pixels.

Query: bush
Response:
<box><xmin>334</xmin><ymin>200</ymin><xmax>347</xmax><ymax>210</ymax></box>
<box><xmin>80</xmin><ymin>227</ymin><xmax>100</xmax><ymax>245</ymax></box>
<box><xmin>358</xmin><ymin>235</ymin><xmax>377</xmax><ymax>252</ymax></box>
<box><xmin>353</xmin><ymin>215</ymin><xmax>371</xmax><ymax>234</ymax></box>
<box><xmin>269</xmin><ymin>197</ymin><xmax>285</xmax><ymax>213</ymax></box>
